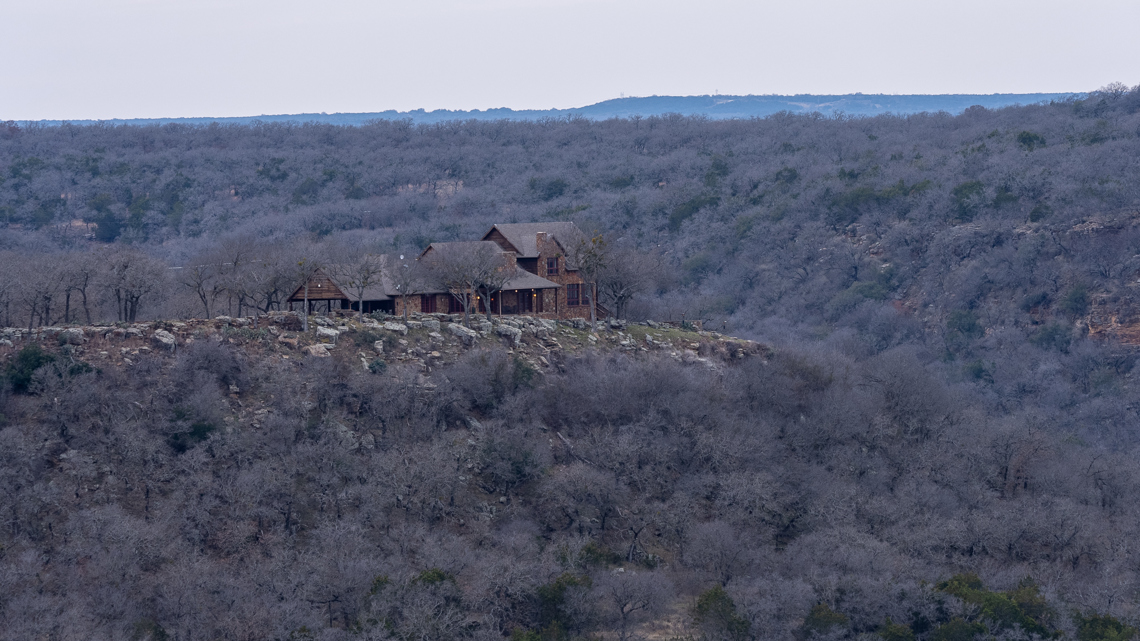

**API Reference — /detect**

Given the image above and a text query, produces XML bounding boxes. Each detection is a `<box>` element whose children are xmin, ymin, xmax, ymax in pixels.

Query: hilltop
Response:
<box><xmin>0</xmin><ymin>311</ymin><xmax>765</xmax><ymax>376</ymax></box>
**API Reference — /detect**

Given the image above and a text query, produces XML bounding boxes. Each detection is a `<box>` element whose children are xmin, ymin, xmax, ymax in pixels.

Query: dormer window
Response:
<box><xmin>546</xmin><ymin>257</ymin><xmax>558</xmax><ymax>275</ymax></box>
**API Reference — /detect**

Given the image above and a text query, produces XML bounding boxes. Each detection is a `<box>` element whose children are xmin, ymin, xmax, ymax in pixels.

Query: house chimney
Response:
<box><xmin>536</xmin><ymin>231</ymin><xmax>548</xmax><ymax>246</ymax></box>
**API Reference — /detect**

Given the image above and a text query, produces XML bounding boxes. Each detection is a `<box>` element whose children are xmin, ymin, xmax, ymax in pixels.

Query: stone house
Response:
<box><xmin>286</xmin><ymin>222</ymin><xmax>607</xmax><ymax>320</ymax></box>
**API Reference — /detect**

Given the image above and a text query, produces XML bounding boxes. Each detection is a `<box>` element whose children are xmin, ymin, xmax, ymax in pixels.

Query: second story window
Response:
<box><xmin>546</xmin><ymin>257</ymin><xmax>558</xmax><ymax>276</ymax></box>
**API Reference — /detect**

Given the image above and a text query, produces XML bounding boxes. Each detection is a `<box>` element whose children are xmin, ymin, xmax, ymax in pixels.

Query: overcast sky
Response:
<box><xmin>2</xmin><ymin>0</ymin><xmax>1138</xmax><ymax>121</ymax></box>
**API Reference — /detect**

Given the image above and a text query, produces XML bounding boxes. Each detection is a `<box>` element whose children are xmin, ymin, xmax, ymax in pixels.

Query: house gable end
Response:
<box><xmin>288</xmin><ymin>269</ymin><xmax>348</xmax><ymax>302</ymax></box>
<box><xmin>482</xmin><ymin>227</ymin><xmax>522</xmax><ymax>255</ymax></box>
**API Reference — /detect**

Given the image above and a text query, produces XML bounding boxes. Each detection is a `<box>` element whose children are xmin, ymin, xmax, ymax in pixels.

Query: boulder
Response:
<box><xmin>152</xmin><ymin>329</ymin><xmax>177</xmax><ymax>349</ymax></box>
<box><xmin>405</xmin><ymin>320</ymin><xmax>423</xmax><ymax>330</ymax></box>
<box><xmin>496</xmin><ymin>325</ymin><xmax>522</xmax><ymax>347</ymax></box>
<box><xmin>273</xmin><ymin>313</ymin><xmax>304</xmax><ymax>331</ymax></box>
<box><xmin>316</xmin><ymin>326</ymin><xmax>340</xmax><ymax>341</ymax></box>
<box><xmin>60</xmin><ymin>328</ymin><xmax>85</xmax><ymax>345</ymax></box>
<box><xmin>449</xmin><ymin>323</ymin><xmax>479</xmax><ymax>344</ymax></box>
<box><xmin>382</xmin><ymin>321</ymin><xmax>408</xmax><ymax>336</ymax></box>
<box><xmin>304</xmin><ymin>344</ymin><xmax>332</xmax><ymax>357</ymax></box>
<box><xmin>372</xmin><ymin>340</ymin><xmax>385</xmax><ymax>354</ymax></box>
<box><xmin>422</xmin><ymin>319</ymin><xmax>441</xmax><ymax>331</ymax></box>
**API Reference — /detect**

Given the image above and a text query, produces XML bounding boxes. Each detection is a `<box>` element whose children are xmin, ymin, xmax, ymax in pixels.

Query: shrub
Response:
<box><xmin>879</xmin><ymin>618</ymin><xmax>915</xmax><ymax>641</ymax></box>
<box><xmin>167</xmin><ymin>421</ymin><xmax>216</xmax><ymax>454</ymax></box>
<box><xmin>478</xmin><ymin>431</ymin><xmax>539</xmax><ymax>492</ymax></box>
<box><xmin>947</xmin><ymin>310</ymin><xmax>983</xmax><ymax>339</ymax></box>
<box><xmin>1017</xmin><ymin>131</ymin><xmax>1047</xmax><ymax>151</ymax></box>
<box><xmin>775</xmin><ymin>166</ymin><xmax>799</xmax><ymax>184</ymax></box>
<box><xmin>963</xmin><ymin>359</ymin><xmax>992</xmax><ymax>383</ymax></box>
<box><xmin>131</xmin><ymin>617</ymin><xmax>170</xmax><ymax>641</ymax></box>
<box><xmin>694</xmin><ymin>586</ymin><xmax>751</xmax><ymax>641</ymax></box>
<box><xmin>1021</xmin><ymin>291</ymin><xmax>1050</xmax><ymax>312</ymax></box>
<box><xmin>951</xmin><ymin>181</ymin><xmax>986</xmax><ymax>222</ymax></box>
<box><xmin>1060</xmin><ymin>284</ymin><xmax>1090</xmax><ymax>317</ymax></box>
<box><xmin>291</xmin><ymin>177</ymin><xmax>321</xmax><ymax>205</ymax></box>
<box><xmin>173</xmin><ymin>340</ymin><xmax>246</xmax><ymax>390</ymax></box>
<box><xmin>606</xmin><ymin>174</ymin><xmax>635</xmax><ymax>190</ymax></box>
<box><xmin>529</xmin><ymin>177</ymin><xmax>568</xmax><ymax>201</ymax></box>
<box><xmin>1029</xmin><ymin>202</ymin><xmax>1052</xmax><ymax>222</ymax></box>
<box><xmin>413</xmin><ymin>568</ymin><xmax>453</xmax><ymax>586</ymax></box>
<box><xmin>1076</xmin><ymin>613</ymin><xmax>1138</xmax><ymax>641</ymax></box>
<box><xmin>6</xmin><ymin>343</ymin><xmax>56</xmax><ymax>394</ymax></box>
<box><xmin>1031</xmin><ymin>323</ymin><xmax>1071</xmax><ymax>352</ymax></box>
<box><xmin>992</xmin><ymin>186</ymin><xmax>1019</xmax><ymax>208</ymax></box>
<box><xmin>930</xmin><ymin>618</ymin><xmax>986</xmax><ymax>641</ymax></box>
<box><xmin>935</xmin><ymin>574</ymin><xmax>1054</xmax><ymax>637</ymax></box>
<box><xmin>354</xmin><ymin>329</ymin><xmax>384</xmax><ymax>347</ymax></box>
<box><xmin>669</xmin><ymin>194</ymin><xmax>720</xmax><ymax>232</ymax></box>
<box><xmin>526</xmin><ymin>572</ymin><xmax>592</xmax><ymax>639</ymax></box>
<box><xmin>801</xmin><ymin>603</ymin><xmax>848</xmax><ymax>638</ymax></box>
<box><xmin>581</xmin><ymin>541</ymin><xmax>622</xmax><ymax>567</ymax></box>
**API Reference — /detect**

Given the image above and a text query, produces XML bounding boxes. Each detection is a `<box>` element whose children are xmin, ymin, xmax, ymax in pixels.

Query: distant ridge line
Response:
<box><xmin>18</xmin><ymin>93</ymin><xmax>1082</xmax><ymax>127</ymax></box>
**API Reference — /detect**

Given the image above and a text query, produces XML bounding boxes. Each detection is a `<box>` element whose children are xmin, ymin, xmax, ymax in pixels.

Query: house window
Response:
<box><xmin>567</xmin><ymin>283</ymin><xmax>582</xmax><ymax>306</ymax></box>
<box><xmin>546</xmin><ymin>257</ymin><xmax>558</xmax><ymax>276</ymax></box>
<box><xmin>421</xmin><ymin>294</ymin><xmax>436</xmax><ymax>314</ymax></box>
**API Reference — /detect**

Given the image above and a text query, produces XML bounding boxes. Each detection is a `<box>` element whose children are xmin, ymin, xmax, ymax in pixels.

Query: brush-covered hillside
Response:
<box><xmin>3</xmin><ymin>83</ymin><xmax>1140</xmax><ymax>640</ymax></box>
<box><xmin>1</xmin><ymin>309</ymin><xmax>1139</xmax><ymax>640</ymax></box>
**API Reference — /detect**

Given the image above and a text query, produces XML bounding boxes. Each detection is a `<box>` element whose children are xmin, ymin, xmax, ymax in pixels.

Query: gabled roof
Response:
<box><xmin>483</xmin><ymin>222</ymin><xmax>586</xmax><ymax>259</ymax></box>
<box><xmin>290</xmin><ymin>241</ymin><xmax>563</xmax><ymax>304</ymax></box>
<box><xmin>500</xmin><ymin>268</ymin><xmax>560</xmax><ymax>291</ymax></box>
<box><xmin>290</xmin><ymin>255</ymin><xmax>408</xmax><ymax>302</ymax></box>
<box><xmin>419</xmin><ymin>241</ymin><xmax>559</xmax><ymax>290</ymax></box>
<box><xmin>418</xmin><ymin>240</ymin><xmax>504</xmax><ymax>260</ymax></box>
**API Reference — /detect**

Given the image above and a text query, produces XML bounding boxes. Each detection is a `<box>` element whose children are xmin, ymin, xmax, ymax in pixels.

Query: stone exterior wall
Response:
<box><xmin>491</xmin><ymin>231</ymin><xmax>598</xmax><ymax>321</ymax></box>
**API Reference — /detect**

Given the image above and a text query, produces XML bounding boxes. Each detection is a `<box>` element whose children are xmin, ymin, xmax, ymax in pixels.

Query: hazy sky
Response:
<box><xmin>2</xmin><ymin>0</ymin><xmax>1138</xmax><ymax>120</ymax></box>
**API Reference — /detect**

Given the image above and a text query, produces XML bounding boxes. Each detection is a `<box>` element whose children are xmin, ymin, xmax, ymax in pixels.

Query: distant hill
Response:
<box><xmin>22</xmin><ymin>93</ymin><xmax>1080</xmax><ymax>126</ymax></box>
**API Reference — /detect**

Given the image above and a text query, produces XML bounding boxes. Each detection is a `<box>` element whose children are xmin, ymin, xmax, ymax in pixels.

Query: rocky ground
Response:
<box><xmin>0</xmin><ymin>311</ymin><xmax>769</xmax><ymax>378</ymax></box>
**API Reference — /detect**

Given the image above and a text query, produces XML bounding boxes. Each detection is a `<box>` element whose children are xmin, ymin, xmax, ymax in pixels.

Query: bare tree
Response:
<box><xmin>61</xmin><ymin>251</ymin><xmax>98</xmax><ymax>325</ymax></box>
<box><xmin>245</xmin><ymin>248</ymin><xmax>294</xmax><ymax>315</ymax></box>
<box><xmin>598</xmin><ymin>247</ymin><xmax>656</xmax><ymax>320</ymax></box>
<box><xmin>177</xmin><ymin>259</ymin><xmax>220</xmax><ymax>319</ymax></box>
<box><xmin>0</xmin><ymin>252</ymin><xmax>14</xmax><ymax>326</ymax></box>
<box><xmin>684</xmin><ymin>521</ymin><xmax>753</xmax><ymax>587</ymax></box>
<box><xmin>102</xmin><ymin>248</ymin><xmax>167</xmax><ymax>323</ymax></box>
<box><xmin>214</xmin><ymin>236</ymin><xmax>255</xmax><ymax>317</ymax></box>
<box><xmin>594</xmin><ymin>570</ymin><xmax>673</xmax><ymax>641</ymax></box>
<box><xmin>424</xmin><ymin>242</ymin><xmax>509</xmax><ymax>327</ymax></box>
<box><xmin>329</xmin><ymin>252</ymin><xmax>384</xmax><ymax>322</ymax></box>
<box><xmin>16</xmin><ymin>255</ymin><xmax>65</xmax><ymax>329</ymax></box>
<box><xmin>472</xmin><ymin>262</ymin><xmax>513</xmax><ymax>324</ymax></box>
<box><xmin>567</xmin><ymin>232</ymin><xmax>608</xmax><ymax>330</ymax></box>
